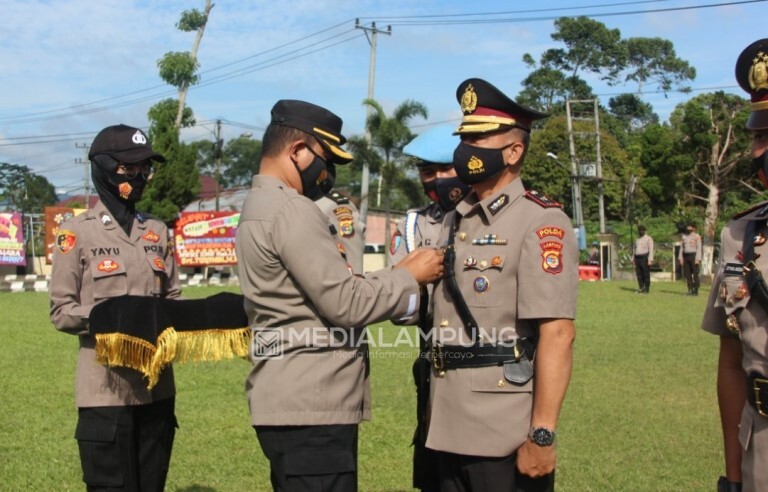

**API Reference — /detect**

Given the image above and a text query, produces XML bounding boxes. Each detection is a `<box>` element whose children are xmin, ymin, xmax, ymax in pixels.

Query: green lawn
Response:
<box><xmin>1</xmin><ymin>280</ymin><xmax>722</xmax><ymax>491</ymax></box>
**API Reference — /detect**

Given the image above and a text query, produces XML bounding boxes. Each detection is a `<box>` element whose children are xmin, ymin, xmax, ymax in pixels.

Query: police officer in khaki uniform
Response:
<box><xmin>50</xmin><ymin>124</ymin><xmax>180</xmax><ymax>491</ymax></box>
<box><xmin>678</xmin><ymin>222</ymin><xmax>702</xmax><ymax>295</ymax></box>
<box><xmin>425</xmin><ymin>79</ymin><xmax>578</xmax><ymax>491</ymax></box>
<box><xmin>315</xmin><ymin>190</ymin><xmax>365</xmax><ymax>275</ymax></box>
<box><xmin>388</xmin><ymin>125</ymin><xmax>470</xmax><ymax>492</ymax></box>
<box><xmin>702</xmin><ymin>39</ymin><xmax>768</xmax><ymax>492</ymax></box>
<box><xmin>235</xmin><ymin>99</ymin><xmax>444</xmax><ymax>492</ymax></box>
<box><xmin>633</xmin><ymin>225</ymin><xmax>654</xmax><ymax>293</ymax></box>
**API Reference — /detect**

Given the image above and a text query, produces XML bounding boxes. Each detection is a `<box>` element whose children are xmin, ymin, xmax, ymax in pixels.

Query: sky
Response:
<box><xmin>1</xmin><ymin>0</ymin><xmax>766</xmax><ymax>195</ymax></box>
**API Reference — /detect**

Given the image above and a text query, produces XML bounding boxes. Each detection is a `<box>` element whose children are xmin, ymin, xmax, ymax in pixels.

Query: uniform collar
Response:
<box><xmin>455</xmin><ymin>178</ymin><xmax>524</xmax><ymax>224</ymax></box>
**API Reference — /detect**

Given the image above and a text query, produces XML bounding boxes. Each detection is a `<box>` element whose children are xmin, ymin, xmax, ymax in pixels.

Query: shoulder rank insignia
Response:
<box><xmin>525</xmin><ymin>190</ymin><xmax>562</xmax><ymax>209</ymax></box>
<box><xmin>329</xmin><ymin>192</ymin><xmax>350</xmax><ymax>204</ymax></box>
<box><xmin>732</xmin><ymin>200</ymin><xmax>768</xmax><ymax>219</ymax></box>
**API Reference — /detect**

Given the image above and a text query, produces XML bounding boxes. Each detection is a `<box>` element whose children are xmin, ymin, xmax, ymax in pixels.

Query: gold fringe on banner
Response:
<box><xmin>95</xmin><ymin>326</ymin><xmax>251</xmax><ymax>390</ymax></box>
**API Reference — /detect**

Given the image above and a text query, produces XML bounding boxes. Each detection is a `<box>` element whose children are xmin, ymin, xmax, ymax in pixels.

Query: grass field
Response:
<box><xmin>0</xmin><ymin>280</ymin><xmax>722</xmax><ymax>491</ymax></box>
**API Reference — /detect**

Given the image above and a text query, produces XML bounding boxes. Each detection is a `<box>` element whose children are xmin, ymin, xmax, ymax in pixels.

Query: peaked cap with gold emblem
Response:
<box><xmin>736</xmin><ymin>39</ymin><xmax>768</xmax><ymax>130</ymax></box>
<box><xmin>455</xmin><ymin>78</ymin><xmax>548</xmax><ymax>135</ymax></box>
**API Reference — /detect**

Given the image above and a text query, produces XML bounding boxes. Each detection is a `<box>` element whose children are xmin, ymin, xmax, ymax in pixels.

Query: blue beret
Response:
<box><xmin>402</xmin><ymin>125</ymin><xmax>459</xmax><ymax>166</ymax></box>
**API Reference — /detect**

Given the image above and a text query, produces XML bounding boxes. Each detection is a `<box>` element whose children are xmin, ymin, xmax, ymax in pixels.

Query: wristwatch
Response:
<box><xmin>529</xmin><ymin>427</ymin><xmax>556</xmax><ymax>447</ymax></box>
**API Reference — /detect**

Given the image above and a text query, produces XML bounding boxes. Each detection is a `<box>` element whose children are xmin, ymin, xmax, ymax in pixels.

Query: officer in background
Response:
<box><xmin>50</xmin><ymin>124</ymin><xmax>180</xmax><ymax>491</ymax></box>
<box><xmin>678</xmin><ymin>222</ymin><xmax>702</xmax><ymax>296</ymax></box>
<box><xmin>389</xmin><ymin>125</ymin><xmax>470</xmax><ymax>492</ymax></box>
<box><xmin>315</xmin><ymin>190</ymin><xmax>365</xmax><ymax>275</ymax></box>
<box><xmin>587</xmin><ymin>241</ymin><xmax>600</xmax><ymax>266</ymax></box>
<box><xmin>425</xmin><ymin>78</ymin><xmax>578</xmax><ymax>491</ymax></box>
<box><xmin>633</xmin><ymin>225</ymin><xmax>654</xmax><ymax>293</ymax></box>
<box><xmin>235</xmin><ymin>99</ymin><xmax>444</xmax><ymax>492</ymax></box>
<box><xmin>702</xmin><ymin>38</ymin><xmax>768</xmax><ymax>492</ymax></box>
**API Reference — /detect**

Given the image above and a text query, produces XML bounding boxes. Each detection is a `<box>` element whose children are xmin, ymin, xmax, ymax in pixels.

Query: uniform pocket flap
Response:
<box><xmin>75</xmin><ymin>416</ymin><xmax>117</xmax><ymax>442</ymax></box>
<box><xmin>470</xmin><ymin>365</ymin><xmax>533</xmax><ymax>393</ymax></box>
<box><xmin>283</xmin><ymin>449</ymin><xmax>356</xmax><ymax>476</ymax></box>
<box><xmin>90</xmin><ymin>259</ymin><xmax>127</xmax><ymax>279</ymax></box>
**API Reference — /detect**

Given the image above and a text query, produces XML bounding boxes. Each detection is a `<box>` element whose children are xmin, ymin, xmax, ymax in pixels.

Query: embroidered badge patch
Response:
<box><xmin>153</xmin><ymin>257</ymin><xmax>166</xmax><ymax>271</ymax></box>
<box><xmin>540</xmin><ymin>241</ymin><xmax>564</xmax><ymax>275</ymax></box>
<box><xmin>97</xmin><ymin>259</ymin><xmax>119</xmax><ymax>273</ymax></box>
<box><xmin>56</xmin><ymin>230</ymin><xmax>76</xmax><ymax>254</ymax></box>
<box><xmin>390</xmin><ymin>230</ymin><xmax>403</xmax><ymax>255</ymax></box>
<box><xmin>536</xmin><ymin>227</ymin><xmax>565</xmax><ymax>240</ymax></box>
<box><xmin>143</xmin><ymin>230</ymin><xmax>160</xmax><ymax>243</ymax></box>
<box><xmin>334</xmin><ymin>206</ymin><xmax>354</xmax><ymax>237</ymax></box>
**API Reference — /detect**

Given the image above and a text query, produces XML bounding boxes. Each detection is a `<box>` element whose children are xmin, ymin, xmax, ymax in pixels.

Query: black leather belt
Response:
<box><xmin>431</xmin><ymin>338</ymin><xmax>535</xmax><ymax>371</ymax></box>
<box><xmin>747</xmin><ymin>372</ymin><xmax>768</xmax><ymax>418</ymax></box>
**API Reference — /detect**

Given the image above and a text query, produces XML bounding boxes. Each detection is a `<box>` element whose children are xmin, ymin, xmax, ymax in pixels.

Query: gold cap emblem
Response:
<box><xmin>460</xmin><ymin>83</ymin><xmax>478</xmax><ymax>114</ymax></box>
<box><xmin>749</xmin><ymin>51</ymin><xmax>768</xmax><ymax>91</ymax></box>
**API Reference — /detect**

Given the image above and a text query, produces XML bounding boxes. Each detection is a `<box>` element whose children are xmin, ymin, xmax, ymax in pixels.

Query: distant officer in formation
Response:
<box><xmin>587</xmin><ymin>241</ymin><xmax>600</xmax><ymax>266</ymax></box>
<box><xmin>234</xmin><ymin>99</ymin><xmax>444</xmax><ymax>492</ymax></box>
<box><xmin>425</xmin><ymin>78</ymin><xmax>578</xmax><ymax>491</ymax></box>
<box><xmin>388</xmin><ymin>125</ymin><xmax>471</xmax><ymax>492</ymax></box>
<box><xmin>678</xmin><ymin>222</ymin><xmax>702</xmax><ymax>296</ymax></box>
<box><xmin>633</xmin><ymin>225</ymin><xmax>654</xmax><ymax>293</ymax></box>
<box><xmin>50</xmin><ymin>124</ymin><xmax>180</xmax><ymax>491</ymax></box>
<box><xmin>702</xmin><ymin>38</ymin><xmax>768</xmax><ymax>492</ymax></box>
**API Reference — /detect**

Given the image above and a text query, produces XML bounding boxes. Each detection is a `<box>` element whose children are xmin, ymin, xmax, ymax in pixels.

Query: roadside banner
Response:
<box><xmin>173</xmin><ymin>211</ymin><xmax>240</xmax><ymax>267</ymax></box>
<box><xmin>0</xmin><ymin>212</ymin><xmax>25</xmax><ymax>266</ymax></box>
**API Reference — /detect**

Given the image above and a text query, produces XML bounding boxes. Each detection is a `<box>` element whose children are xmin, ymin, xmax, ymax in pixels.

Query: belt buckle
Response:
<box><xmin>753</xmin><ymin>377</ymin><xmax>768</xmax><ymax>417</ymax></box>
<box><xmin>432</xmin><ymin>343</ymin><xmax>446</xmax><ymax>377</ymax></box>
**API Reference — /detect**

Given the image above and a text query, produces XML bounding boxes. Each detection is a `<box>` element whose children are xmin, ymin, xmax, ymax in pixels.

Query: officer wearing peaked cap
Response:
<box><xmin>235</xmin><ymin>99</ymin><xmax>444</xmax><ymax>491</ymax></box>
<box><xmin>424</xmin><ymin>78</ymin><xmax>578</xmax><ymax>491</ymax></box>
<box><xmin>702</xmin><ymin>39</ymin><xmax>768</xmax><ymax>492</ymax></box>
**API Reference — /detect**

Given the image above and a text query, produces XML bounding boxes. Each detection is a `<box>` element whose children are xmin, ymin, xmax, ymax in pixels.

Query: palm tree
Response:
<box><xmin>351</xmin><ymin>98</ymin><xmax>428</xmax><ymax>265</ymax></box>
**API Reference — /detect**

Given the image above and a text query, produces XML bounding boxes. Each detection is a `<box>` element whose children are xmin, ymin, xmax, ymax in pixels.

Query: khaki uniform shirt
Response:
<box><xmin>678</xmin><ymin>232</ymin><xmax>702</xmax><ymax>262</ymax></box>
<box><xmin>315</xmin><ymin>192</ymin><xmax>365</xmax><ymax>276</ymax></box>
<box><xmin>426</xmin><ymin>179</ymin><xmax>578</xmax><ymax>457</ymax></box>
<box><xmin>49</xmin><ymin>200</ymin><xmax>180</xmax><ymax>408</ymax></box>
<box><xmin>236</xmin><ymin>175</ymin><xmax>420</xmax><ymax>426</ymax></box>
<box><xmin>634</xmin><ymin>234</ymin><xmax>654</xmax><ymax>262</ymax></box>
<box><xmin>702</xmin><ymin>203</ymin><xmax>768</xmax><ymax>488</ymax></box>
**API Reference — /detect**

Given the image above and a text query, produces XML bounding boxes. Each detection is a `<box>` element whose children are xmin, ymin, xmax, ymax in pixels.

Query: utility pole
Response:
<box><xmin>75</xmin><ymin>142</ymin><xmax>90</xmax><ymax>208</ymax></box>
<box><xmin>564</xmin><ymin>101</ymin><xmax>585</xmax><ymax>249</ymax></box>
<box><xmin>214</xmin><ymin>119</ymin><xmax>223</xmax><ymax>211</ymax></box>
<box><xmin>355</xmin><ymin>19</ymin><xmax>391</xmax><ymax>231</ymax></box>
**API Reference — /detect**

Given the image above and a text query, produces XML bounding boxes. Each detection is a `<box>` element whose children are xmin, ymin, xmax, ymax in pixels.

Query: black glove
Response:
<box><xmin>717</xmin><ymin>476</ymin><xmax>742</xmax><ymax>492</ymax></box>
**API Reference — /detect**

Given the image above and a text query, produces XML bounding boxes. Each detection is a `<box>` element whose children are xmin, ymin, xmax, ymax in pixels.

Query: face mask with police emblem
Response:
<box><xmin>295</xmin><ymin>149</ymin><xmax>334</xmax><ymax>200</ymax></box>
<box><xmin>453</xmin><ymin>142</ymin><xmax>512</xmax><ymax>185</ymax></box>
<box><xmin>422</xmin><ymin>177</ymin><xmax>471</xmax><ymax>211</ymax></box>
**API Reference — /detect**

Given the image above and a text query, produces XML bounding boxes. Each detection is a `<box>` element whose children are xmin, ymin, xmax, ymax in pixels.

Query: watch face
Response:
<box><xmin>531</xmin><ymin>427</ymin><xmax>555</xmax><ymax>447</ymax></box>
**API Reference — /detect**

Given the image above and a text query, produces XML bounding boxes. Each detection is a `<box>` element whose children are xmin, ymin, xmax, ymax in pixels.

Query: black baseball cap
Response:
<box><xmin>89</xmin><ymin>124</ymin><xmax>166</xmax><ymax>163</ymax></box>
<box><xmin>270</xmin><ymin>99</ymin><xmax>353</xmax><ymax>164</ymax></box>
<box><xmin>454</xmin><ymin>78</ymin><xmax>548</xmax><ymax>134</ymax></box>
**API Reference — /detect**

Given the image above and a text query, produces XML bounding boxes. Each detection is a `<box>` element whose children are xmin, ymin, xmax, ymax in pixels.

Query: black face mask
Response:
<box><xmin>753</xmin><ymin>150</ymin><xmax>768</xmax><ymax>188</ymax></box>
<box><xmin>91</xmin><ymin>154</ymin><xmax>148</xmax><ymax>236</ymax></box>
<box><xmin>422</xmin><ymin>176</ymin><xmax>471</xmax><ymax>211</ymax></box>
<box><xmin>295</xmin><ymin>147</ymin><xmax>334</xmax><ymax>201</ymax></box>
<box><xmin>453</xmin><ymin>142</ymin><xmax>512</xmax><ymax>185</ymax></box>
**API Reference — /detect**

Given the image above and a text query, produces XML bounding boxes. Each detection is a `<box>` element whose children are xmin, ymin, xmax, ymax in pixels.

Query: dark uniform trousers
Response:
<box><xmin>634</xmin><ymin>254</ymin><xmax>650</xmax><ymax>292</ymax></box>
<box><xmin>437</xmin><ymin>451</ymin><xmax>554</xmax><ymax>492</ymax></box>
<box><xmin>255</xmin><ymin>424</ymin><xmax>358</xmax><ymax>492</ymax></box>
<box><xmin>75</xmin><ymin>398</ymin><xmax>177</xmax><ymax>491</ymax></box>
<box><xmin>682</xmin><ymin>253</ymin><xmax>700</xmax><ymax>291</ymax></box>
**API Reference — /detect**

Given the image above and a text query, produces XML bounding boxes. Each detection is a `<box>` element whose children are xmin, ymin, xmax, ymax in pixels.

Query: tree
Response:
<box><xmin>547</xmin><ymin>17</ymin><xmax>626</xmax><ymax>84</ymax></box>
<box><xmin>353</xmin><ymin>99</ymin><xmax>428</xmax><ymax>264</ymax></box>
<box><xmin>156</xmin><ymin>1</ymin><xmax>213</xmax><ymax>130</ymax></box>
<box><xmin>192</xmin><ymin>134</ymin><xmax>262</xmax><ymax>189</ymax></box>
<box><xmin>0</xmin><ymin>163</ymin><xmax>57</xmax><ymax>213</ymax></box>
<box><xmin>668</xmin><ymin>92</ymin><xmax>752</xmax><ymax>275</ymax></box>
<box><xmin>138</xmin><ymin>99</ymin><xmax>200</xmax><ymax>222</ymax></box>
<box><xmin>622</xmin><ymin>37</ymin><xmax>696</xmax><ymax>95</ymax></box>
<box><xmin>607</xmin><ymin>93</ymin><xmax>659</xmax><ymax>132</ymax></box>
